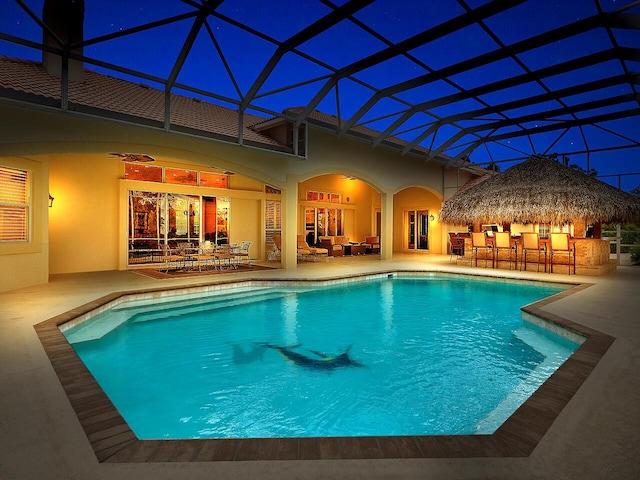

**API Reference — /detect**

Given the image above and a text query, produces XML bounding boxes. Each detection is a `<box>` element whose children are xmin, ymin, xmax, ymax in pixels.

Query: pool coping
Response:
<box><xmin>33</xmin><ymin>271</ymin><xmax>614</xmax><ymax>462</ymax></box>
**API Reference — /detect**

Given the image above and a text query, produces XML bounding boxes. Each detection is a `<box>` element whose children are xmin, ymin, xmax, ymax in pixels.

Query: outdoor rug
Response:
<box><xmin>132</xmin><ymin>263</ymin><xmax>278</xmax><ymax>279</ymax></box>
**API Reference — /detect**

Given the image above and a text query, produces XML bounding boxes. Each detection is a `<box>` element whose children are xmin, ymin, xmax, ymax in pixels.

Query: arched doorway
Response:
<box><xmin>394</xmin><ymin>186</ymin><xmax>443</xmax><ymax>254</ymax></box>
<box><xmin>298</xmin><ymin>173</ymin><xmax>381</xmax><ymax>245</ymax></box>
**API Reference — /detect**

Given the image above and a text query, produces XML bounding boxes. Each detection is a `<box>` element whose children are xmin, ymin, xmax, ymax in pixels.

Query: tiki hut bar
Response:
<box><xmin>441</xmin><ymin>155</ymin><xmax>640</xmax><ymax>275</ymax></box>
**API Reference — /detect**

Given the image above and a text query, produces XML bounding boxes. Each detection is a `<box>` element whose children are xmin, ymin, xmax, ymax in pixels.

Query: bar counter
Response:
<box><xmin>455</xmin><ymin>235</ymin><xmax>616</xmax><ymax>276</ymax></box>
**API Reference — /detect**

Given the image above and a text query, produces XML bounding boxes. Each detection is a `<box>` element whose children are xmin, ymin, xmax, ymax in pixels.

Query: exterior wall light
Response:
<box><xmin>48</xmin><ymin>193</ymin><xmax>55</xmax><ymax>207</ymax></box>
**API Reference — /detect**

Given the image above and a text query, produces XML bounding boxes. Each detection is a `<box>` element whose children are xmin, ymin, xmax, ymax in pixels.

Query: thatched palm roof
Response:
<box><xmin>440</xmin><ymin>155</ymin><xmax>640</xmax><ymax>225</ymax></box>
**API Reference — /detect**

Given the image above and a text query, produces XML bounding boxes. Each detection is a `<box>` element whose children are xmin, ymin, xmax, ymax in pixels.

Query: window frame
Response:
<box><xmin>0</xmin><ymin>165</ymin><xmax>30</xmax><ymax>243</ymax></box>
<box><xmin>124</xmin><ymin>162</ymin><xmax>229</xmax><ymax>189</ymax></box>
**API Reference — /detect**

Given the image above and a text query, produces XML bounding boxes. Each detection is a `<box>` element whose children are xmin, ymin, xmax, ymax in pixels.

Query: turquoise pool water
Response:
<box><xmin>63</xmin><ymin>276</ymin><xmax>579</xmax><ymax>439</ymax></box>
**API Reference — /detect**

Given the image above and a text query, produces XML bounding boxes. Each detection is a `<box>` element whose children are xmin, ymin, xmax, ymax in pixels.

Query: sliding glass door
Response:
<box><xmin>166</xmin><ymin>193</ymin><xmax>200</xmax><ymax>244</ymax></box>
<box><xmin>305</xmin><ymin>207</ymin><xmax>343</xmax><ymax>244</ymax></box>
<box><xmin>128</xmin><ymin>190</ymin><xmax>230</xmax><ymax>264</ymax></box>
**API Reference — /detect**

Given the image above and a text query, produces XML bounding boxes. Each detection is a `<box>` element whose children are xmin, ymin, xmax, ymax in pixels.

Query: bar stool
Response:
<box><xmin>448</xmin><ymin>232</ymin><xmax>465</xmax><ymax>264</ymax></box>
<box><xmin>549</xmin><ymin>233</ymin><xmax>576</xmax><ymax>275</ymax></box>
<box><xmin>471</xmin><ymin>232</ymin><xmax>493</xmax><ymax>268</ymax></box>
<box><xmin>493</xmin><ymin>231</ymin><xmax>517</xmax><ymax>269</ymax></box>
<box><xmin>520</xmin><ymin>232</ymin><xmax>546</xmax><ymax>272</ymax></box>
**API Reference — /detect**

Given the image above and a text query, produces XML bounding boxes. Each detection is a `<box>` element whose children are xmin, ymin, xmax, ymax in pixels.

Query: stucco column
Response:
<box><xmin>380</xmin><ymin>190</ymin><xmax>393</xmax><ymax>260</ymax></box>
<box><xmin>282</xmin><ymin>174</ymin><xmax>299</xmax><ymax>270</ymax></box>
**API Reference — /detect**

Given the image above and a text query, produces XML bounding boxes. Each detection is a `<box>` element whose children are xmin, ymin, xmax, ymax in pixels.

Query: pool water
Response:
<box><xmin>64</xmin><ymin>276</ymin><xmax>579</xmax><ymax>439</ymax></box>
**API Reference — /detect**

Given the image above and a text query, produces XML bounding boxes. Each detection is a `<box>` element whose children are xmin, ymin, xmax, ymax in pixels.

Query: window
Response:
<box><xmin>265</xmin><ymin>200</ymin><xmax>281</xmax><ymax>245</ymax></box>
<box><xmin>305</xmin><ymin>206</ymin><xmax>344</xmax><ymax>240</ymax></box>
<box><xmin>124</xmin><ymin>163</ymin><xmax>229</xmax><ymax>188</ymax></box>
<box><xmin>200</xmin><ymin>172</ymin><xmax>228</xmax><ymax>188</ymax></box>
<box><xmin>166</xmin><ymin>168</ymin><xmax>198</xmax><ymax>186</ymax></box>
<box><xmin>214</xmin><ymin>197</ymin><xmax>229</xmax><ymax>245</ymax></box>
<box><xmin>128</xmin><ymin>190</ymin><xmax>218</xmax><ymax>264</ymax></box>
<box><xmin>306</xmin><ymin>190</ymin><xmax>342</xmax><ymax>203</ymax></box>
<box><xmin>0</xmin><ymin>166</ymin><xmax>29</xmax><ymax>242</ymax></box>
<box><xmin>538</xmin><ymin>223</ymin><xmax>550</xmax><ymax>238</ymax></box>
<box><xmin>124</xmin><ymin>163</ymin><xmax>163</xmax><ymax>182</ymax></box>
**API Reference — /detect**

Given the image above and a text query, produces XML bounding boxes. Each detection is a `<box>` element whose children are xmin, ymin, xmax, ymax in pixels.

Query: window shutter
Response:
<box><xmin>0</xmin><ymin>167</ymin><xmax>29</xmax><ymax>242</ymax></box>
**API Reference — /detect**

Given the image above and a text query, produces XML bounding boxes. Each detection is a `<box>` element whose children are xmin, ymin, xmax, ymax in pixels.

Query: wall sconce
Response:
<box><xmin>48</xmin><ymin>193</ymin><xmax>55</xmax><ymax>207</ymax></box>
<box><xmin>429</xmin><ymin>214</ymin><xmax>435</xmax><ymax>221</ymax></box>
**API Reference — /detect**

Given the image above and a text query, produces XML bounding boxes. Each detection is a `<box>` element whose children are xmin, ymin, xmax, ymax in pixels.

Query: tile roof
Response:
<box><xmin>0</xmin><ymin>56</ymin><xmax>483</xmax><ymax>173</ymax></box>
<box><xmin>0</xmin><ymin>56</ymin><xmax>286</xmax><ymax>150</ymax></box>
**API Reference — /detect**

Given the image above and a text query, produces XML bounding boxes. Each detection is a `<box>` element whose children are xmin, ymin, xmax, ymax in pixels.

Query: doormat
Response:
<box><xmin>132</xmin><ymin>263</ymin><xmax>278</xmax><ymax>279</ymax></box>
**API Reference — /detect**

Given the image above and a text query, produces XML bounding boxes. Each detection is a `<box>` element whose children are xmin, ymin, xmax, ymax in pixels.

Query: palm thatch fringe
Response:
<box><xmin>440</xmin><ymin>155</ymin><xmax>640</xmax><ymax>225</ymax></box>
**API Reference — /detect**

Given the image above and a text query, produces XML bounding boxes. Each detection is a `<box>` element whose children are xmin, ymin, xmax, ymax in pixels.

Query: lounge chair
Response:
<box><xmin>268</xmin><ymin>235</ymin><xmax>282</xmax><ymax>261</ymax></box>
<box><xmin>271</xmin><ymin>235</ymin><xmax>314</xmax><ymax>262</ymax></box>
<box><xmin>297</xmin><ymin>235</ymin><xmax>328</xmax><ymax>261</ymax></box>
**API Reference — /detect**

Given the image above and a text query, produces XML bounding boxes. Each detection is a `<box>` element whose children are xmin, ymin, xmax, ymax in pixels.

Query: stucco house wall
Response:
<box><xmin>0</xmin><ymin>155</ymin><xmax>49</xmax><ymax>292</ymax></box>
<box><xmin>0</xmin><ymin>101</ymin><xmax>480</xmax><ymax>292</ymax></box>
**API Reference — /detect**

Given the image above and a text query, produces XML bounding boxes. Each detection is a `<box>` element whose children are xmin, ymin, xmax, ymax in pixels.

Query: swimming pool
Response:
<box><xmin>62</xmin><ymin>274</ymin><xmax>581</xmax><ymax>440</ymax></box>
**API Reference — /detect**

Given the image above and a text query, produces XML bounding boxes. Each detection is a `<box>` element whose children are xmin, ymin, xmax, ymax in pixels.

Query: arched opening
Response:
<box><xmin>394</xmin><ymin>187</ymin><xmax>443</xmax><ymax>254</ymax></box>
<box><xmin>298</xmin><ymin>174</ymin><xmax>381</xmax><ymax>247</ymax></box>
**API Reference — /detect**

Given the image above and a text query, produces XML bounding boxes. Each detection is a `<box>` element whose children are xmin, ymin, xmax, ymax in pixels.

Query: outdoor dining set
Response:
<box><xmin>160</xmin><ymin>241</ymin><xmax>252</xmax><ymax>272</ymax></box>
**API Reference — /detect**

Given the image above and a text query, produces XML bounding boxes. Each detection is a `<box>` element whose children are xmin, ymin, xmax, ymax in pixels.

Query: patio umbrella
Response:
<box><xmin>439</xmin><ymin>155</ymin><xmax>640</xmax><ymax>226</ymax></box>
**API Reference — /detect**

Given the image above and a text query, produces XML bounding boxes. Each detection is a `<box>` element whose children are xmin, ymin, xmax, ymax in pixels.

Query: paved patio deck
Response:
<box><xmin>1</xmin><ymin>254</ymin><xmax>639</xmax><ymax>479</ymax></box>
